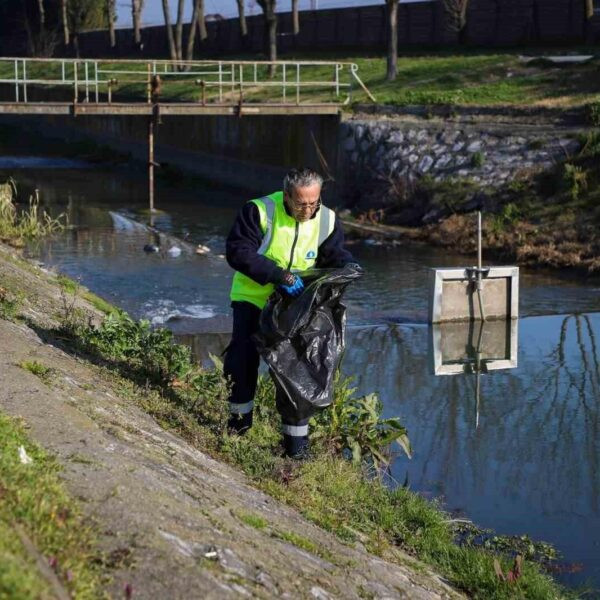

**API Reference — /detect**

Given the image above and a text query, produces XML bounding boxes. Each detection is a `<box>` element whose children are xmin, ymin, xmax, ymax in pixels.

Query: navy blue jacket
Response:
<box><xmin>226</xmin><ymin>200</ymin><xmax>354</xmax><ymax>286</ymax></box>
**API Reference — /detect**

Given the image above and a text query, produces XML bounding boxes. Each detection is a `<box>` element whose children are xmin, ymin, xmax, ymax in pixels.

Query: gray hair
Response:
<box><xmin>283</xmin><ymin>167</ymin><xmax>323</xmax><ymax>196</ymax></box>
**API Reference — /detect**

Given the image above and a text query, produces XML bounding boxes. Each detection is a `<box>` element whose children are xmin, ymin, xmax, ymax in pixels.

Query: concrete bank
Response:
<box><xmin>1</xmin><ymin>106</ymin><xmax>586</xmax><ymax>206</ymax></box>
<box><xmin>0</xmin><ymin>243</ymin><xmax>461</xmax><ymax>599</ymax></box>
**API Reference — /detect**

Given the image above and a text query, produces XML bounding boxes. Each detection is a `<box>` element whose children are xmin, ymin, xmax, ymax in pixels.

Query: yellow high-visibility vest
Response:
<box><xmin>230</xmin><ymin>191</ymin><xmax>335</xmax><ymax>309</ymax></box>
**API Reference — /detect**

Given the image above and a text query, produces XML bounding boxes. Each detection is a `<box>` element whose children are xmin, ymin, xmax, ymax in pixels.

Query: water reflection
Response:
<box><xmin>344</xmin><ymin>314</ymin><xmax>600</xmax><ymax>587</ymax></box>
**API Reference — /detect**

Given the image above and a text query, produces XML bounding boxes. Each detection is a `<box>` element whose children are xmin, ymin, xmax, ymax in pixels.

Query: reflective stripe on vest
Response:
<box><xmin>256</xmin><ymin>196</ymin><xmax>276</xmax><ymax>255</ymax></box>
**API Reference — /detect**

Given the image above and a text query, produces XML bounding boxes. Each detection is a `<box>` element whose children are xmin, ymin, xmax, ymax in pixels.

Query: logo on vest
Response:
<box><xmin>306</xmin><ymin>250</ymin><xmax>316</xmax><ymax>259</ymax></box>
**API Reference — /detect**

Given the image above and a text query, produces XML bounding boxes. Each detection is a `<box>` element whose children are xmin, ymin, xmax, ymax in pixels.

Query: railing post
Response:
<box><xmin>73</xmin><ymin>61</ymin><xmax>78</xmax><ymax>105</ymax></box>
<box><xmin>146</xmin><ymin>63</ymin><xmax>152</xmax><ymax>103</ymax></box>
<box><xmin>239</xmin><ymin>64</ymin><xmax>243</xmax><ymax>99</ymax></box>
<box><xmin>22</xmin><ymin>60</ymin><xmax>27</xmax><ymax>103</ymax></box>
<box><xmin>282</xmin><ymin>63</ymin><xmax>286</xmax><ymax>103</ymax></box>
<box><xmin>296</xmin><ymin>63</ymin><xmax>300</xmax><ymax>105</ymax></box>
<box><xmin>148</xmin><ymin>117</ymin><xmax>155</xmax><ymax>214</ymax></box>
<box><xmin>254</xmin><ymin>63</ymin><xmax>257</xmax><ymax>84</ymax></box>
<box><xmin>61</xmin><ymin>60</ymin><xmax>66</xmax><ymax>83</ymax></box>
<box><xmin>94</xmin><ymin>61</ymin><xmax>99</xmax><ymax>102</ymax></box>
<box><xmin>84</xmin><ymin>61</ymin><xmax>89</xmax><ymax>102</ymax></box>
<box><xmin>14</xmin><ymin>59</ymin><xmax>19</xmax><ymax>102</ymax></box>
<box><xmin>335</xmin><ymin>63</ymin><xmax>342</xmax><ymax>98</ymax></box>
<box><xmin>231</xmin><ymin>62</ymin><xmax>235</xmax><ymax>95</ymax></box>
<box><xmin>218</xmin><ymin>61</ymin><xmax>223</xmax><ymax>103</ymax></box>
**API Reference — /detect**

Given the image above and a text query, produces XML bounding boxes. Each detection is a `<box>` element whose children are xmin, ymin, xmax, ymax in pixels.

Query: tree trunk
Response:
<box><xmin>185</xmin><ymin>0</ymin><xmax>202</xmax><ymax>61</ymax></box>
<box><xmin>459</xmin><ymin>0</ymin><xmax>469</xmax><ymax>44</ymax></box>
<box><xmin>257</xmin><ymin>0</ymin><xmax>277</xmax><ymax>75</ymax></box>
<box><xmin>386</xmin><ymin>0</ymin><xmax>398</xmax><ymax>81</ymax></box>
<box><xmin>37</xmin><ymin>0</ymin><xmax>45</xmax><ymax>31</ymax></box>
<box><xmin>292</xmin><ymin>0</ymin><xmax>299</xmax><ymax>35</ymax></box>
<box><xmin>161</xmin><ymin>0</ymin><xmax>178</xmax><ymax>61</ymax></box>
<box><xmin>132</xmin><ymin>0</ymin><xmax>143</xmax><ymax>46</ymax></box>
<box><xmin>585</xmin><ymin>0</ymin><xmax>594</xmax><ymax>19</ymax></box>
<box><xmin>61</xmin><ymin>0</ymin><xmax>70</xmax><ymax>46</ymax></box>
<box><xmin>197</xmin><ymin>0</ymin><xmax>207</xmax><ymax>42</ymax></box>
<box><xmin>237</xmin><ymin>0</ymin><xmax>248</xmax><ymax>37</ymax></box>
<box><xmin>175</xmin><ymin>0</ymin><xmax>185</xmax><ymax>61</ymax></box>
<box><xmin>107</xmin><ymin>0</ymin><xmax>116</xmax><ymax>47</ymax></box>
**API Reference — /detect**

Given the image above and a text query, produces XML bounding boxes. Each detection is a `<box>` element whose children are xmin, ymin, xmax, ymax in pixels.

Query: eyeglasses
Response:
<box><xmin>291</xmin><ymin>197</ymin><xmax>321</xmax><ymax>211</ymax></box>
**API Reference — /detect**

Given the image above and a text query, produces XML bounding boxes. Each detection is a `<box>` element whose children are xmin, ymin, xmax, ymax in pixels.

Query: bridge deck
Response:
<box><xmin>0</xmin><ymin>102</ymin><xmax>341</xmax><ymax>116</ymax></box>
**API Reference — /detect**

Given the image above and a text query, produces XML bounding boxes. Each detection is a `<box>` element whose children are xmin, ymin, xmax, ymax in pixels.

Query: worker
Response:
<box><xmin>224</xmin><ymin>167</ymin><xmax>358</xmax><ymax>458</ymax></box>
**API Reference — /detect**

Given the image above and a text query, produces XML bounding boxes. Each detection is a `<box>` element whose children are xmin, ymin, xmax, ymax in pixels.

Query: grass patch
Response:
<box><xmin>0</xmin><ymin>286</ymin><xmax>23</xmax><ymax>321</ymax></box>
<box><xmin>18</xmin><ymin>360</ymin><xmax>54</xmax><ymax>383</ymax></box>
<box><xmin>43</xmin><ymin>306</ymin><xmax>571</xmax><ymax>599</ymax></box>
<box><xmin>0</xmin><ymin>181</ymin><xmax>65</xmax><ymax>248</ymax></box>
<box><xmin>0</xmin><ymin>412</ymin><xmax>104</xmax><ymax>598</ymax></box>
<box><xmin>236</xmin><ymin>511</ymin><xmax>268</xmax><ymax>530</ymax></box>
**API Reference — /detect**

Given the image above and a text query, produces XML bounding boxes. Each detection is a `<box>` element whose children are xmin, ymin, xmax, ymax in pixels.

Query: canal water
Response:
<box><xmin>2</xmin><ymin>153</ymin><xmax>600</xmax><ymax>590</ymax></box>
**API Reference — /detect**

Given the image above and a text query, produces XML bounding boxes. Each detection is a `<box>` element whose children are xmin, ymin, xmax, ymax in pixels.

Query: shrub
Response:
<box><xmin>563</xmin><ymin>163</ymin><xmax>588</xmax><ymax>201</ymax></box>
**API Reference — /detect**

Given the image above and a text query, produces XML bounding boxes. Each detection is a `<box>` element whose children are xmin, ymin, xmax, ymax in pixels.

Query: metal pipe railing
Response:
<box><xmin>0</xmin><ymin>57</ymin><xmax>375</xmax><ymax>106</ymax></box>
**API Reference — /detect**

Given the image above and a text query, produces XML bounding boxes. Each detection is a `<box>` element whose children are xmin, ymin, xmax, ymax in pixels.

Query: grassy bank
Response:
<box><xmin>28</xmin><ymin>286</ymin><xmax>570</xmax><ymax>599</ymax></box>
<box><xmin>2</xmin><ymin>49</ymin><xmax>598</xmax><ymax>109</ymax></box>
<box><xmin>0</xmin><ymin>412</ymin><xmax>105</xmax><ymax>599</ymax></box>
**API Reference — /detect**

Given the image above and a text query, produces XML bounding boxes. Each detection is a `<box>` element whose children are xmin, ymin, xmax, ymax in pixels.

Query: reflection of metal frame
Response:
<box><xmin>429</xmin><ymin>266</ymin><xmax>519</xmax><ymax>323</ymax></box>
<box><xmin>431</xmin><ymin>319</ymin><xmax>519</xmax><ymax>376</ymax></box>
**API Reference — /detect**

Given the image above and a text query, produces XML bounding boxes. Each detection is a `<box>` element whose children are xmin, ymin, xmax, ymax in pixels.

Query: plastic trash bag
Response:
<box><xmin>253</xmin><ymin>264</ymin><xmax>363</xmax><ymax>422</ymax></box>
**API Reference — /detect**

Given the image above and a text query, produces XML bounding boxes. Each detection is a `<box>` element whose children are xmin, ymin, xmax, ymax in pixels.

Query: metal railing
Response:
<box><xmin>0</xmin><ymin>57</ymin><xmax>375</xmax><ymax>106</ymax></box>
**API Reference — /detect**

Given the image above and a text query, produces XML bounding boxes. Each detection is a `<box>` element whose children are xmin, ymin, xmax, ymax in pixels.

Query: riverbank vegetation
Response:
<box><xmin>347</xmin><ymin>127</ymin><xmax>600</xmax><ymax>275</ymax></box>
<box><xmin>0</xmin><ymin>412</ymin><xmax>105</xmax><ymax>598</ymax></box>
<box><xmin>17</xmin><ymin>275</ymin><xmax>566</xmax><ymax>600</ymax></box>
<box><xmin>0</xmin><ymin>179</ymin><xmax>65</xmax><ymax>247</ymax></box>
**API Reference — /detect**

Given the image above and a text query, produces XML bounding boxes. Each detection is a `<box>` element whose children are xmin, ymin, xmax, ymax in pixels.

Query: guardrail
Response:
<box><xmin>0</xmin><ymin>57</ymin><xmax>376</xmax><ymax>106</ymax></box>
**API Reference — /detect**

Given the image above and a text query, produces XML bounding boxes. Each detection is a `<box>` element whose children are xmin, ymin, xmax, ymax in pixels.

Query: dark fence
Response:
<box><xmin>1</xmin><ymin>0</ymin><xmax>599</xmax><ymax>58</ymax></box>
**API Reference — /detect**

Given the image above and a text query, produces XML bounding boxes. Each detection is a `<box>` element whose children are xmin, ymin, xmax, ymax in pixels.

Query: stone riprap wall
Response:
<box><xmin>338</xmin><ymin>118</ymin><xmax>582</xmax><ymax>198</ymax></box>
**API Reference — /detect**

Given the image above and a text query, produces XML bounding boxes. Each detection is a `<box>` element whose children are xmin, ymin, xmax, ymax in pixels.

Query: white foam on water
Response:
<box><xmin>143</xmin><ymin>299</ymin><xmax>216</xmax><ymax>326</ymax></box>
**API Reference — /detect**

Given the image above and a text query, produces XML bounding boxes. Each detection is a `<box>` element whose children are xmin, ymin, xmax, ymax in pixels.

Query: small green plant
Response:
<box><xmin>237</xmin><ymin>512</ymin><xmax>268</xmax><ymax>530</ymax></box>
<box><xmin>471</xmin><ymin>151</ymin><xmax>485</xmax><ymax>168</ymax></box>
<box><xmin>18</xmin><ymin>360</ymin><xmax>54</xmax><ymax>383</ymax></box>
<box><xmin>311</xmin><ymin>374</ymin><xmax>411</xmax><ymax>468</ymax></box>
<box><xmin>563</xmin><ymin>163</ymin><xmax>588</xmax><ymax>201</ymax></box>
<box><xmin>587</xmin><ymin>102</ymin><xmax>600</xmax><ymax>127</ymax></box>
<box><xmin>0</xmin><ymin>287</ymin><xmax>23</xmax><ymax>321</ymax></box>
<box><xmin>490</xmin><ymin>202</ymin><xmax>521</xmax><ymax>235</ymax></box>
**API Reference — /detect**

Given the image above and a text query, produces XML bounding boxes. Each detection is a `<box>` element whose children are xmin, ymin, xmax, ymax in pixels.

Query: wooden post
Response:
<box><xmin>148</xmin><ymin>118</ymin><xmax>155</xmax><ymax>213</ymax></box>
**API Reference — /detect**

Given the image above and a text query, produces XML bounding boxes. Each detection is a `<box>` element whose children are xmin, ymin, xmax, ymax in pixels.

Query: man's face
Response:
<box><xmin>285</xmin><ymin>183</ymin><xmax>321</xmax><ymax>223</ymax></box>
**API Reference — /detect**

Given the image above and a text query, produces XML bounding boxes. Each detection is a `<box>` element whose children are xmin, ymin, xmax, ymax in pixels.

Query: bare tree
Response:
<box><xmin>185</xmin><ymin>0</ymin><xmax>203</xmax><ymax>60</ymax></box>
<box><xmin>161</xmin><ymin>0</ymin><xmax>178</xmax><ymax>60</ymax></box>
<box><xmin>386</xmin><ymin>0</ymin><xmax>398</xmax><ymax>81</ymax></box>
<box><xmin>236</xmin><ymin>0</ymin><xmax>248</xmax><ymax>38</ymax></box>
<box><xmin>132</xmin><ymin>0</ymin><xmax>143</xmax><ymax>47</ymax></box>
<box><xmin>443</xmin><ymin>0</ymin><xmax>470</xmax><ymax>44</ymax></box>
<box><xmin>585</xmin><ymin>0</ymin><xmax>594</xmax><ymax>19</ymax></box>
<box><xmin>61</xmin><ymin>0</ymin><xmax>70</xmax><ymax>45</ymax></box>
<box><xmin>292</xmin><ymin>0</ymin><xmax>299</xmax><ymax>35</ymax></box>
<box><xmin>197</xmin><ymin>0</ymin><xmax>207</xmax><ymax>42</ymax></box>
<box><xmin>106</xmin><ymin>0</ymin><xmax>116</xmax><ymax>47</ymax></box>
<box><xmin>175</xmin><ymin>0</ymin><xmax>185</xmax><ymax>60</ymax></box>
<box><xmin>257</xmin><ymin>0</ymin><xmax>277</xmax><ymax>75</ymax></box>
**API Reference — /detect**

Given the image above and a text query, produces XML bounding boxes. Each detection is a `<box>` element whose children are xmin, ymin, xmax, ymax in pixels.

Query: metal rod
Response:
<box><xmin>218</xmin><ymin>61</ymin><xmax>223</xmax><ymax>102</ymax></box>
<box><xmin>22</xmin><ymin>60</ymin><xmax>27</xmax><ymax>103</ymax></box>
<box><xmin>61</xmin><ymin>60</ymin><xmax>65</xmax><ymax>82</ymax></box>
<box><xmin>148</xmin><ymin>118</ymin><xmax>154</xmax><ymax>213</ymax></box>
<box><xmin>73</xmin><ymin>61</ymin><xmax>78</xmax><ymax>104</ymax></box>
<box><xmin>94</xmin><ymin>61</ymin><xmax>99</xmax><ymax>102</ymax></box>
<box><xmin>84</xmin><ymin>61</ymin><xmax>89</xmax><ymax>101</ymax></box>
<box><xmin>147</xmin><ymin>63</ymin><xmax>152</xmax><ymax>103</ymax></box>
<box><xmin>476</xmin><ymin>210</ymin><xmax>486</xmax><ymax>322</ymax></box>
<box><xmin>296</xmin><ymin>64</ymin><xmax>300</xmax><ymax>105</ymax></box>
<box><xmin>14</xmin><ymin>59</ymin><xmax>19</xmax><ymax>102</ymax></box>
<box><xmin>282</xmin><ymin>63</ymin><xmax>286</xmax><ymax>103</ymax></box>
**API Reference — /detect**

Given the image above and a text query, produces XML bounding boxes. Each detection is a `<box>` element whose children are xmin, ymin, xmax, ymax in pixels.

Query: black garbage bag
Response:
<box><xmin>253</xmin><ymin>264</ymin><xmax>363</xmax><ymax>422</ymax></box>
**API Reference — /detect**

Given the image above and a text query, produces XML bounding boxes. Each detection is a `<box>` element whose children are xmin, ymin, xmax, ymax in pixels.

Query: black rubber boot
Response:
<box><xmin>228</xmin><ymin>411</ymin><xmax>253</xmax><ymax>435</ymax></box>
<box><xmin>283</xmin><ymin>434</ymin><xmax>310</xmax><ymax>460</ymax></box>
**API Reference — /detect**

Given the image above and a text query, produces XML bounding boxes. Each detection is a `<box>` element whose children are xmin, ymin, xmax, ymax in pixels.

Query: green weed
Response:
<box><xmin>0</xmin><ymin>412</ymin><xmax>104</xmax><ymax>598</ymax></box>
<box><xmin>587</xmin><ymin>102</ymin><xmax>600</xmax><ymax>127</ymax></box>
<box><xmin>311</xmin><ymin>373</ymin><xmax>411</xmax><ymax>468</ymax></box>
<box><xmin>490</xmin><ymin>202</ymin><xmax>521</xmax><ymax>235</ymax></box>
<box><xmin>0</xmin><ymin>287</ymin><xmax>23</xmax><ymax>321</ymax></box>
<box><xmin>563</xmin><ymin>163</ymin><xmax>588</xmax><ymax>201</ymax></box>
<box><xmin>0</xmin><ymin>185</ymin><xmax>65</xmax><ymax>247</ymax></box>
<box><xmin>18</xmin><ymin>360</ymin><xmax>54</xmax><ymax>383</ymax></box>
<box><xmin>471</xmin><ymin>151</ymin><xmax>486</xmax><ymax>168</ymax></box>
<box><xmin>237</xmin><ymin>512</ymin><xmax>268</xmax><ymax>530</ymax></box>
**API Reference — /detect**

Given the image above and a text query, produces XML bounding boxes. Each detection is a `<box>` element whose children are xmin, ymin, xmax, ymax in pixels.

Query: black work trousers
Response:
<box><xmin>224</xmin><ymin>301</ymin><xmax>311</xmax><ymax>428</ymax></box>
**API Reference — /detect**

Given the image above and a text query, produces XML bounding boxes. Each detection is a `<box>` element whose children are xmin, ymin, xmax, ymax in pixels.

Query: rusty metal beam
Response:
<box><xmin>0</xmin><ymin>102</ymin><xmax>341</xmax><ymax>116</ymax></box>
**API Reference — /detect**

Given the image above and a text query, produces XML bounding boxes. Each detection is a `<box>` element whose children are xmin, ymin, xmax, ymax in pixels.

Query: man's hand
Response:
<box><xmin>279</xmin><ymin>271</ymin><xmax>305</xmax><ymax>298</ymax></box>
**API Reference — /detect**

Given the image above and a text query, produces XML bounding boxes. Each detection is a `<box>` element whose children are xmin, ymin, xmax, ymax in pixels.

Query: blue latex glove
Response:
<box><xmin>280</xmin><ymin>275</ymin><xmax>304</xmax><ymax>298</ymax></box>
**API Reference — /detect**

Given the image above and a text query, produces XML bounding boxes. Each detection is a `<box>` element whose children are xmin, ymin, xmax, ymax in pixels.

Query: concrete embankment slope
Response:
<box><xmin>0</xmin><ymin>244</ymin><xmax>461</xmax><ymax>599</ymax></box>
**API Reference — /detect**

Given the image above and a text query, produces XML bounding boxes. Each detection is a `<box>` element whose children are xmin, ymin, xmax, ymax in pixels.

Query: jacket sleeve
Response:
<box><xmin>226</xmin><ymin>202</ymin><xmax>286</xmax><ymax>286</ymax></box>
<box><xmin>316</xmin><ymin>214</ymin><xmax>355</xmax><ymax>268</ymax></box>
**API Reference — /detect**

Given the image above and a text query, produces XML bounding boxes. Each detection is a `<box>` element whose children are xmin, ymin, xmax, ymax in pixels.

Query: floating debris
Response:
<box><xmin>143</xmin><ymin>244</ymin><xmax>159</xmax><ymax>253</ymax></box>
<box><xmin>167</xmin><ymin>246</ymin><xmax>182</xmax><ymax>258</ymax></box>
<box><xmin>18</xmin><ymin>445</ymin><xmax>33</xmax><ymax>465</ymax></box>
<box><xmin>195</xmin><ymin>244</ymin><xmax>211</xmax><ymax>255</ymax></box>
